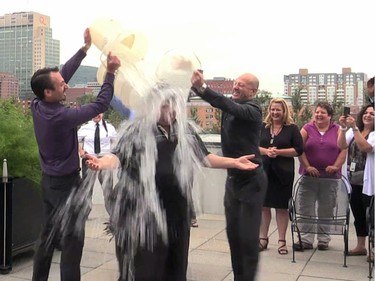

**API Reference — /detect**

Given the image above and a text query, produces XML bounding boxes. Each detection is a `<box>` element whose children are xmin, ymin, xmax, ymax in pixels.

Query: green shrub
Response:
<box><xmin>0</xmin><ymin>99</ymin><xmax>41</xmax><ymax>184</ymax></box>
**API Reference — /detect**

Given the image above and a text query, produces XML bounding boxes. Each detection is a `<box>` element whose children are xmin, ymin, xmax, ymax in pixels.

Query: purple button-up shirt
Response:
<box><xmin>31</xmin><ymin>49</ymin><xmax>115</xmax><ymax>176</ymax></box>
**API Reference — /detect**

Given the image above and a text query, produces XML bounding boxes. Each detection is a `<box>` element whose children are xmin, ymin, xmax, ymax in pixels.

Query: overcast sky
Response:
<box><xmin>1</xmin><ymin>0</ymin><xmax>373</xmax><ymax>94</ymax></box>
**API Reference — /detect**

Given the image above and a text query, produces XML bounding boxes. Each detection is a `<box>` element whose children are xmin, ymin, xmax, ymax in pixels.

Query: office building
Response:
<box><xmin>0</xmin><ymin>72</ymin><xmax>19</xmax><ymax>99</ymax></box>
<box><xmin>0</xmin><ymin>12</ymin><xmax>60</xmax><ymax>99</ymax></box>
<box><xmin>86</xmin><ymin>81</ymin><xmax>101</xmax><ymax>96</ymax></box>
<box><xmin>284</xmin><ymin>68</ymin><xmax>367</xmax><ymax>106</ymax></box>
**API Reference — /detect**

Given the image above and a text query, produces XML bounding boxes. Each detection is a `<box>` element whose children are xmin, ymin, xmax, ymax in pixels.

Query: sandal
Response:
<box><xmin>293</xmin><ymin>242</ymin><xmax>313</xmax><ymax>251</ymax></box>
<box><xmin>278</xmin><ymin>240</ymin><xmax>288</xmax><ymax>255</ymax></box>
<box><xmin>259</xmin><ymin>237</ymin><xmax>269</xmax><ymax>251</ymax></box>
<box><xmin>347</xmin><ymin>249</ymin><xmax>367</xmax><ymax>256</ymax></box>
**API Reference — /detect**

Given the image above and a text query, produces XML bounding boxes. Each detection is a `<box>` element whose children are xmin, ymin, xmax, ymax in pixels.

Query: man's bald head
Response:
<box><xmin>232</xmin><ymin>73</ymin><xmax>259</xmax><ymax>101</ymax></box>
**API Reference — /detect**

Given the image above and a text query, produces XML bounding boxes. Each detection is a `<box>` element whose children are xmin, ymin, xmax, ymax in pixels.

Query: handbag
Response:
<box><xmin>349</xmin><ymin>170</ymin><xmax>364</xmax><ymax>186</ymax></box>
<box><xmin>347</xmin><ymin>136</ymin><xmax>367</xmax><ymax>186</ymax></box>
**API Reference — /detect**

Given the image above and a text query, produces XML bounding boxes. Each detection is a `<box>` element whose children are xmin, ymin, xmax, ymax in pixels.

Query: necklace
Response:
<box><xmin>270</xmin><ymin>125</ymin><xmax>283</xmax><ymax>145</ymax></box>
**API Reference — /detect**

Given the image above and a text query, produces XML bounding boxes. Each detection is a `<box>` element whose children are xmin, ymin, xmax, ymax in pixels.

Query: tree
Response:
<box><xmin>253</xmin><ymin>90</ymin><xmax>272</xmax><ymax>118</ymax></box>
<box><xmin>291</xmin><ymin>87</ymin><xmax>312</xmax><ymax>129</ymax></box>
<box><xmin>210</xmin><ymin>108</ymin><xmax>222</xmax><ymax>134</ymax></box>
<box><xmin>107</xmin><ymin>109</ymin><xmax>125</xmax><ymax>128</ymax></box>
<box><xmin>331</xmin><ymin>93</ymin><xmax>344</xmax><ymax>122</ymax></box>
<box><xmin>76</xmin><ymin>94</ymin><xmax>96</xmax><ymax>105</ymax></box>
<box><xmin>291</xmin><ymin>86</ymin><xmax>304</xmax><ymax>117</ymax></box>
<box><xmin>189</xmin><ymin>106</ymin><xmax>201</xmax><ymax>127</ymax></box>
<box><xmin>0</xmin><ymin>99</ymin><xmax>41</xmax><ymax>184</ymax></box>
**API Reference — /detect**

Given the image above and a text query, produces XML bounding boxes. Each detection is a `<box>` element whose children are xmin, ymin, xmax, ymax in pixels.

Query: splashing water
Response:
<box><xmin>52</xmin><ymin>67</ymin><xmax>208</xmax><ymax>281</ymax></box>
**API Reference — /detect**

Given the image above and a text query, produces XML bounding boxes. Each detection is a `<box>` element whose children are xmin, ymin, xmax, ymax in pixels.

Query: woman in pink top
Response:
<box><xmin>295</xmin><ymin>101</ymin><xmax>347</xmax><ymax>251</ymax></box>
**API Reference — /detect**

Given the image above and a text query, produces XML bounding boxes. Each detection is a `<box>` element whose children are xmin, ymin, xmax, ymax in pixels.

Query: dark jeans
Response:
<box><xmin>116</xmin><ymin>219</ymin><xmax>190</xmax><ymax>281</ymax></box>
<box><xmin>224</xmin><ymin>169</ymin><xmax>267</xmax><ymax>281</ymax></box>
<box><xmin>350</xmin><ymin>184</ymin><xmax>373</xmax><ymax>237</ymax></box>
<box><xmin>32</xmin><ymin>171</ymin><xmax>85</xmax><ymax>281</ymax></box>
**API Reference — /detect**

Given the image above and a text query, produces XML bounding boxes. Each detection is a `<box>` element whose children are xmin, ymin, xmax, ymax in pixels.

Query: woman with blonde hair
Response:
<box><xmin>259</xmin><ymin>98</ymin><xmax>303</xmax><ymax>254</ymax></box>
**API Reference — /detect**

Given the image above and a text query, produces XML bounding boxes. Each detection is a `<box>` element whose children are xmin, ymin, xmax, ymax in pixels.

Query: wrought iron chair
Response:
<box><xmin>288</xmin><ymin>175</ymin><xmax>351</xmax><ymax>267</ymax></box>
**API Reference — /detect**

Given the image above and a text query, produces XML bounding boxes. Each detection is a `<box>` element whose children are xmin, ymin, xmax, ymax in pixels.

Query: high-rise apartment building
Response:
<box><xmin>0</xmin><ymin>12</ymin><xmax>60</xmax><ymax>100</ymax></box>
<box><xmin>284</xmin><ymin>68</ymin><xmax>367</xmax><ymax>106</ymax></box>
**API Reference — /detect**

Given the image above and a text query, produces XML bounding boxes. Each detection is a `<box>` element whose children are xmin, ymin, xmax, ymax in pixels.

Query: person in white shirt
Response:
<box><xmin>338</xmin><ymin>104</ymin><xmax>374</xmax><ymax>259</ymax></box>
<box><xmin>78</xmin><ymin>113</ymin><xmax>117</xmax><ymax>159</ymax></box>
<box><xmin>78</xmin><ymin>113</ymin><xmax>117</xmax><ymax>212</ymax></box>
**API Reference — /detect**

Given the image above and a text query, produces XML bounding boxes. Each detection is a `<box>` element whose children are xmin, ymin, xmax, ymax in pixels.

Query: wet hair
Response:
<box><xmin>356</xmin><ymin>104</ymin><xmax>374</xmax><ymax>131</ymax></box>
<box><xmin>315</xmin><ymin>101</ymin><xmax>334</xmax><ymax>117</ymax></box>
<box><xmin>264</xmin><ymin>98</ymin><xmax>294</xmax><ymax>128</ymax></box>
<box><xmin>30</xmin><ymin>66</ymin><xmax>59</xmax><ymax>99</ymax></box>
<box><xmin>147</xmin><ymin>82</ymin><xmax>184</xmax><ymax>117</ymax></box>
<box><xmin>150</xmin><ymin>82</ymin><xmax>179</xmax><ymax>105</ymax></box>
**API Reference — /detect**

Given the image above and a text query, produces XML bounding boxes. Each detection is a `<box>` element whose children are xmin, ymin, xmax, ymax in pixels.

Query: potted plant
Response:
<box><xmin>0</xmin><ymin>99</ymin><xmax>43</xmax><ymax>273</ymax></box>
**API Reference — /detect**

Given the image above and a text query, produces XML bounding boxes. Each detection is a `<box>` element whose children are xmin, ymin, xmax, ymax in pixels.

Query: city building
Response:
<box><xmin>0</xmin><ymin>12</ymin><xmax>60</xmax><ymax>100</ymax></box>
<box><xmin>284</xmin><ymin>68</ymin><xmax>368</xmax><ymax>106</ymax></box>
<box><xmin>206</xmin><ymin>77</ymin><xmax>234</xmax><ymax>95</ymax></box>
<box><xmin>86</xmin><ymin>81</ymin><xmax>101</xmax><ymax>96</ymax></box>
<box><xmin>0</xmin><ymin>72</ymin><xmax>19</xmax><ymax>99</ymax></box>
<box><xmin>64</xmin><ymin>87</ymin><xmax>94</xmax><ymax>104</ymax></box>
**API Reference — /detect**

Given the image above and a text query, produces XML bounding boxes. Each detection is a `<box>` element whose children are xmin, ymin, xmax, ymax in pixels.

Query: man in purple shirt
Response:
<box><xmin>30</xmin><ymin>28</ymin><xmax>120</xmax><ymax>281</ymax></box>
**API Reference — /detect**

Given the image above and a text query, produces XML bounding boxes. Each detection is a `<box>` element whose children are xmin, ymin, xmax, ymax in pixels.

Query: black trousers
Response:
<box><xmin>32</xmin><ymin>171</ymin><xmax>85</xmax><ymax>281</ymax></box>
<box><xmin>350</xmin><ymin>184</ymin><xmax>373</xmax><ymax>237</ymax></box>
<box><xmin>116</xmin><ymin>219</ymin><xmax>190</xmax><ymax>281</ymax></box>
<box><xmin>224</xmin><ymin>169</ymin><xmax>267</xmax><ymax>281</ymax></box>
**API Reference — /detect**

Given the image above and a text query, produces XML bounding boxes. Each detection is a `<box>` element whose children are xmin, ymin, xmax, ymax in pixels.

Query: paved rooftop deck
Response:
<box><xmin>0</xmin><ymin>204</ymin><xmax>373</xmax><ymax>281</ymax></box>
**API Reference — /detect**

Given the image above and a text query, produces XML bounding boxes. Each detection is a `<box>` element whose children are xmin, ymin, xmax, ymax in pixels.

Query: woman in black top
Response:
<box><xmin>259</xmin><ymin>98</ymin><xmax>303</xmax><ymax>254</ymax></box>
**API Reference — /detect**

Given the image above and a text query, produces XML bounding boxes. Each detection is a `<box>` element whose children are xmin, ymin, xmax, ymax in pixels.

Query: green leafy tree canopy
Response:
<box><xmin>290</xmin><ymin>87</ymin><xmax>313</xmax><ymax>128</ymax></box>
<box><xmin>253</xmin><ymin>90</ymin><xmax>272</xmax><ymax>118</ymax></box>
<box><xmin>0</xmin><ymin>100</ymin><xmax>41</xmax><ymax>183</ymax></box>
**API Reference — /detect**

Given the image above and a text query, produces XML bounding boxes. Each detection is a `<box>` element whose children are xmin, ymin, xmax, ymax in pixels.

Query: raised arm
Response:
<box><xmin>60</xmin><ymin>28</ymin><xmax>92</xmax><ymax>83</ymax></box>
<box><xmin>346</xmin><ymin>115</ymin><xmax>373</xmax><ymax>153</ymax></box>
<box><xmin>337</xmin><ymin>115</ymin><xmax>349</xmax><ymax>149</ymax></box>
<box><xmin>190</xmin><ymin>70</ymin><xmax>262</xmax><ymax>121</ymax></box>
